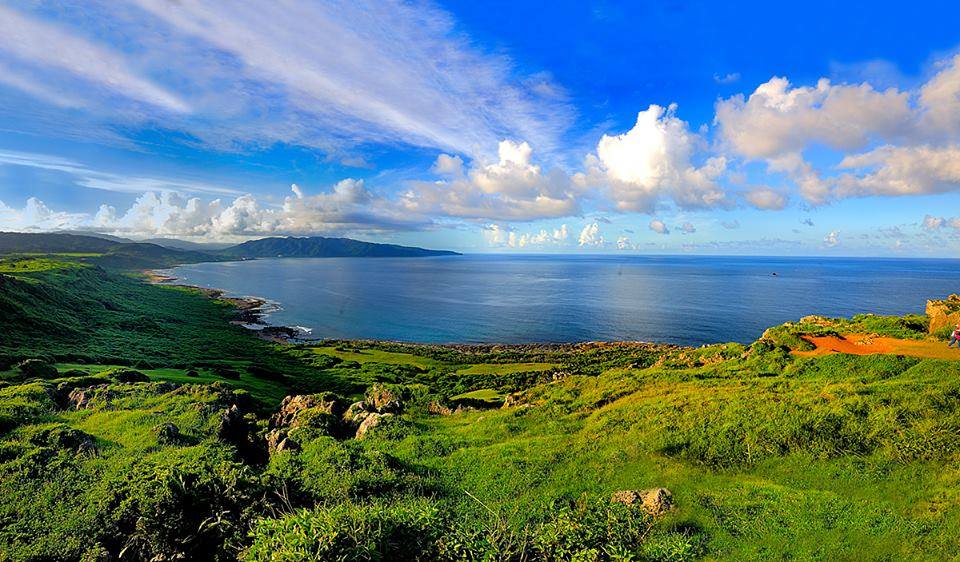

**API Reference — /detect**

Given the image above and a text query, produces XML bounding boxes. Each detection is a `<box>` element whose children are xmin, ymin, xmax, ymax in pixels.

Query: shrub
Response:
<box><xmin>16</xmin><ymin>359</ymin><xmax>58</xmax><ymax>379</ymax></box>
<box><xmin>101</xmin><ymin>367</ymin><xmax>149</xmax><ymax>383</ymax></box>
<box><xmin>243</xmin><ymin>499</ymin><xmax>443</xmax><ymax>561</ymax></box>
<box><xmin>531</xmin><ymin>497</ymin><xmax>654</xmax><ymax>561</ymax></box>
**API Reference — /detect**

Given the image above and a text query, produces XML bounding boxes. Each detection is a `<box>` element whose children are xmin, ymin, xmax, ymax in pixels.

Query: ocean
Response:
<box><xmin>165</xmin><ymin>254</ymin><xmax>960</xmax><ymax>346</ymax></box>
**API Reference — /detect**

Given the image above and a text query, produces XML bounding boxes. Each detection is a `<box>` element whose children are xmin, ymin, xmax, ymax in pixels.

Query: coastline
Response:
<box><xmin>145</xmin><ymin>268</ymin><xmax>315</xmax><ymax>344</ymax></box>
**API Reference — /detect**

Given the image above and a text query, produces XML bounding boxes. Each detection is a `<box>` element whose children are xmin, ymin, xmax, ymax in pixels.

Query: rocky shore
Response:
<box><xmin>145</xmin><ymin>269</ymin><xmax>311</xmax><ymax>344</ymax></box>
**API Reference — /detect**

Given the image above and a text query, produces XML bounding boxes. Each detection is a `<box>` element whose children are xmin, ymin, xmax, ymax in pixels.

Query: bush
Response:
<box><xmin>243</xmin><ymin>499</ymin><xmax>443</xmax><ymax>561</ymax></box>
<box><xmin>531</xmin><ymin>497</ymin><xmax>654</xmax><ymax>561</ymax></box>
<box><xmin>101</xmin><ymin>367</ymin><xmax>149</xmax><ymax>383</ymax></box>
<box><xmin>16</xmin><ymin>359</ymin><xmax>58</xmax><ymax>379</ymax></box>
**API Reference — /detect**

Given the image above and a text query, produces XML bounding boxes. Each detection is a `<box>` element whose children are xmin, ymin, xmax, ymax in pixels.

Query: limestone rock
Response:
<box><xmin>610</xmin><ymin>487</ymin><xmax>673</xmax><ymax>516</ymax></box>
<box><xmin>355</xmin><ymin>412</ymin><xmax>392</xmax><ymax>439</ymax></box>
<box><xmin>270</xmin><ymin>393</ymin><xmax>343</xmax><ymax>429</ymax></box>
<box><xmin>365</xmin><ymin>383</ymin><xmax>401</xmax><ymax>413</ymax></box>
<box><xmin>927</xmin><ymin>295</ymin><xmax>960</xmax><ymax>335</ymax></box>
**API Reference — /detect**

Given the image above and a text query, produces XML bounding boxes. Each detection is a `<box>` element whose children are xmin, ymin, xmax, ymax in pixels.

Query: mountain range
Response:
<box><xmin>0</xmin><ymin>232</ymin><xmax>459</xmax><ymax>270</ymax></box>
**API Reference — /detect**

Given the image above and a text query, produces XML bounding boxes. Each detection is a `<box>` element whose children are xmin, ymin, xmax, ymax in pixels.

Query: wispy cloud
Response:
<box><xmin>0</xmin><ymin>150</ymin><xmax>242</xmax><ymax>196</ymax></box>
<box><xmin>0</xmin><ymin>1</ymin><xmax>572</xmax><ymax>160</ymax></box>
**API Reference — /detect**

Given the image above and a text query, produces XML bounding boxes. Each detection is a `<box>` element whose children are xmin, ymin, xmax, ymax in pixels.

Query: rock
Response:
<box><xmin>355</xmin><ymin>412</ymin><xmax>392</xmax><ymax>439</ymax></box>
<box><xmin>610</xmin><ymin>487</ymin><xmax>673</xmax><ymax>516</ymax></box>
<box><xmin>67</xmin><ymin>385</ymin><xmax>115</xmax><ymax>410</ymax></box>
<box><xmin>428</xmin><ymin>401</ymin><xmax>453</xmax><ymax>416</ymax></box>
<box><xmin>270</xmin><ymin>393</ymin><xmax>344</xmax><ymax>429</ymax></box>
<box><xmin>217</xmin><ymin>405</ymin><xmax>247</xmax><ymax>441</ymax></box>
<box><xmin>365</xmin><ymin>383</ymin><xmax>401</xmax><ymax>413</ymax></box>
<box><xmin>343</xmin><ymin>401</ymin><xmax>368</xmax><ymax>424</ymax></box>
<box><xmin>152</xmin><ymin>422</ymin><xmax>182</xmax><ymax>445</ymax></box>
<box><xmin>274</xmin><ymin>437</ymin><xmax>299</xmax><ymax>452</ymax></box>
<box><xmin>265</xmin><ymin>428</ymin><xmax>287</xmax><ymax>452</ymax></box>
<box><xmin>927</xmin><ymin>295</ymin><xmax>960</xmax><ymax>334</ymax></box>
<box><xmin>31</xmin><ymin>425</ymin><xmax>98</xmax><ymax>456</ymax></box>
<box><xmin>502</xmin><ymin>392</ymin><xmax>524</xmax><ymax>409</ymax></box>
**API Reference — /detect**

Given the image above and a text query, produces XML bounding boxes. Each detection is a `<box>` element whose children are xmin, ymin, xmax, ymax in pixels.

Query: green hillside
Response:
<box><xmin>1</xmin><ymin>255</ymin><xmax>959</xmax><ymax>560</ymax></box>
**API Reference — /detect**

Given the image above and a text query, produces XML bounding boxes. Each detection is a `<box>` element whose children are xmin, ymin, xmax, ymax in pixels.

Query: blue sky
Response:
<box><xmin>1</xmin><ymin>1</ymin><xmax>960</xmax><ymax>255</ymax></box>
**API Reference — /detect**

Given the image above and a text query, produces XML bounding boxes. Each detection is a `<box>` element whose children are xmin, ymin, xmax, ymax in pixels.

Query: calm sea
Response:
<box><xmin>165</xmin><ymin>255</ymin><xmax>960</xmax><ymax>346</ymax></box>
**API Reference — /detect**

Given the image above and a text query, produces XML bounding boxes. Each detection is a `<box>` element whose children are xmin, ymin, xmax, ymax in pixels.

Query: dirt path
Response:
<box><xmin>794</xmin><ymin>333</ymin><xmax>960</xmax><ymax>361</ymax></box>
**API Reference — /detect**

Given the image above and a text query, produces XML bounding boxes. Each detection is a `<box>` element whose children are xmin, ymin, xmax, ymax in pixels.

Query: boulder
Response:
<box><xmin>355</xmin><ymin>412</ymin><xmax>392</xmax><ymax>439</ymax></box>
<box><xmin>67</xmin><ymin>385</ymin><xmax>115</xmax><ymax>410</ymax></box>
<box><xmin>428</xmin><ymin>401</ymin><xmax>453</xmax><ymax>416</ymax></box>
<box><xmin>365</xmin><ymin>383</ymin><xmax>401</xmax><ymax>413</ymax></box>
<box><xmin>610</xmin><ymin>487</ymin><xmax>673</xmax><ymax>516</ymax></box>
<box><xmin>343</xmin><ymin>401</ymin><xmax>371</xmax><ymax>428</ymax></box>
<box><xmin>927</xmin><ymin>295</ymin><xmax>960</xmax><ymax>335</ymax></box>
<box><xmin>270</xmin><ymin>393</ymin><xmax>343</xmax><ymax>429</ymax></box>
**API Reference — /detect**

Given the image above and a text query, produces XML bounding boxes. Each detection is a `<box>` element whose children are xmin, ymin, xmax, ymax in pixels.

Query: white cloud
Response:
<box><xmin>649</xmin><ymin>219</ymin><xmax>670</xmax><ymax>235</ymax></box>
<box><xmin>922</xmin><ymin>214</ymin><xmax>946</xmax><ymax>231</ymax></box>
<box><xmin>835</xmin><ymin>145</ymin><xmax>960</xmax><ymax>197</ymax></box>
<box><xmin>0</xmin><ymin>5</ymin><xmax>188</xmax><ymax>113</ymax></box>
<box><xmin>823</xmin><ymin>230</ymin><xmax>841</xmax><ymax>247</ymax></box>
<box><xmin>918</xmin><ymin>54</ymin><xmax>960</xmax><ymax>139</ymax></box>
<box><xmin>483</xmin><ymin>222</ymin><xmax>569</xmax><ymax>248</ymax></box>
<box><xmin>578</xmin><ymin>222</ymin><xmax>604</xmax><ymax>247</ymax></box>
<box><xmin>0</xmin><ymin>197</ymin><xmax>87</xmax><ymax>231</ymax></box>
<box><xmin>409</xmin><ymin>140</ymin><xmax>578</xmax><ymax>221</ymax></box>
<box><xmin>714</xmin><ymin>72</ymin><xmax>741</xmax><ymax>85</ymax></box>
<box><xmin>715</xmin><ymin>77</ymin><xmax>911</xmax><ymax>160</ymax></box>
<box><xmin>679</xmin><ymin>222</ymin><xmax>697</xmax><ymax>234</ymax></box>
<box><xmin>579</xmin><ymin>104</ymin><xmax>728</xmax><ymax>211</ymax></box>
<box><xmin>616</xmin><ymin>235</ymin><xmax>634</xmax><ymax>250</ymax></box>
<box><xmin>745</xmin><ymin>187</ymin><xmax>789</xmax><ymax>210</ymax></box>
<box><xmin>0</xmin><ymin>149</ymin><xmax>241</xmax><ymax>196</ymax></box>
<box><xmin>2</xmin><ymin>178</ymin><xmax>429</xmax><ymax>241</ymax></box>
<box><xmin>1</xmin><ymin>1</ymin><xmax>571</xmax><ymax>158</ymax></box>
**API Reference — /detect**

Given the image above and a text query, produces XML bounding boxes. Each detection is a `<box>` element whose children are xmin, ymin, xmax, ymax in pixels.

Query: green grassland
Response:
<box><xmin>2</xmin><ymin>255</ymin><xmax>960</xmax><ymax>560</ymax></box>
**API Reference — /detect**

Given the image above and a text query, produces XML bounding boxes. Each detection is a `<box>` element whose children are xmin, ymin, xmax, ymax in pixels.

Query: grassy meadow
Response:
<box><xmin>1</xmin><ymin>255</ymin><xmax>959</xmax><ymax>560</ymax></box>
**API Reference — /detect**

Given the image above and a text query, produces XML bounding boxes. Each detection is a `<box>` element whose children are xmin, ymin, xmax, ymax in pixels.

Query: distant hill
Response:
<box><xmin>0</xmin><ymin>232</ymin><xmax>222</xmax><ymax>270</ymax></box>
<box><xmin>140</xmin><ymin>238</ymin><xmax>234</xmax><ymax>252</ymax></box>
<box><xmin>0</xmin><ymin>232</ymin><xmax>459</xmax><ymax>269</ymax></box>
<box><xmin>219</xmin><ymin>236</ymin><xmax>460</xmax><ymax>258</ymax></box>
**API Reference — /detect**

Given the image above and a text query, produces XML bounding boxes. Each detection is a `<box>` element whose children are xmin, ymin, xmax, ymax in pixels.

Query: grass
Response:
<box><xmin>310</xmin><ymin>346</ymin><xmax>442</xmax><ymax>368</ymax></box>
<box><xmin>456</xmin><ymin>362</ymin><xmax>557</xmax><ymax>375</ymax></box>
<box><xmin>3</xmin><ymin>254</ymin><xmax>960</xmax><ymax>559</ymax></box>
<box><xmin>450</xmin><ymin>388</ymin><xmax>504</xmax><ymax>403</ymax></box>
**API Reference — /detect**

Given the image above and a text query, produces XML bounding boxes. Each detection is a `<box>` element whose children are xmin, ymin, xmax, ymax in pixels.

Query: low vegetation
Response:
<box><xmin>1</xmin><ymin>254</ymin><xmax>960</xmax><ymax>560</ymax></box>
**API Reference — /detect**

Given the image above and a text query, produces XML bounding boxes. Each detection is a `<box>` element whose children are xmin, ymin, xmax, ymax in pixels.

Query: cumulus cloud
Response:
<box><xmin>715</xmin><ymin>77</ymin><xmax>912</xmax><ymax>160</ymax></box>
<box><xmin>648</xmin><ymin>219</ymin><xmax>670</xmax><ymax>235</ymax></box>
<box><xmin>801</xmin><ymin>218</ymin><xmax>815</xmax><ymax>227</ymax></box>
<box><xmin>616</xmin><ymin>235</ymin><xmax>634</xmax><ymax>250</ymax></box>
<box><xmin>578</xmin><ymin>222</ymin><xmax>604</xmax><ymax>247</ymax></box>
<box><xmin>714</xmin><ymin>55</ymin><xmax>960</xmax><ymax>205</ymax></box>
<box><xmin>678</xmin><ymin>222</ymin><xmax>697</xmax><ymax>234</ymax></box>
<box><xmin>823</xmin><ymin>230</ymin><xmax>841</xmax><ymax>247</ymax></box>
<box><xmin>483</xmin><ymin>222</ymin><xmax>569</xmax><ymax>248</ymax></box>
<box><xmin>3</xmin><ymin>180</ymin><xmax>429</xmax><ymax>241</ymax></box>
<box><xmin>745</xmin><ymin>187</ymin><xmax>788</xmax><ymax>210</ymax></box>
<box><xmin>923</xmin><ymin>214</ymin><xmax>946</xmax><ymax>231</ymax></box>
<box><xmin>835</xmin><ymin>145</ymin><xmax>960</xmax><ymax>197</ymax></box>
<box><xmin>408</xmin><ymin>140</ymin><xmax>578</xmax><ymax>221</ymax></box>
<box><xmin>0</xmin><ymin>197</ymin><xmax>87</xmax><ymax>231</ymax></box>
<box><xmin>578</xmin><ymin>104</ymin><xmax>728</xmax><ymax>212</ymax></box>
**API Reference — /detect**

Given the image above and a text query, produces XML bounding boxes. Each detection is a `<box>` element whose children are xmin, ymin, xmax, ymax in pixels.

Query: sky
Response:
<box><xmin>2</xmin><ymin>1</ymin><xmax>960</xmax><ymax>256</ymax></box>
